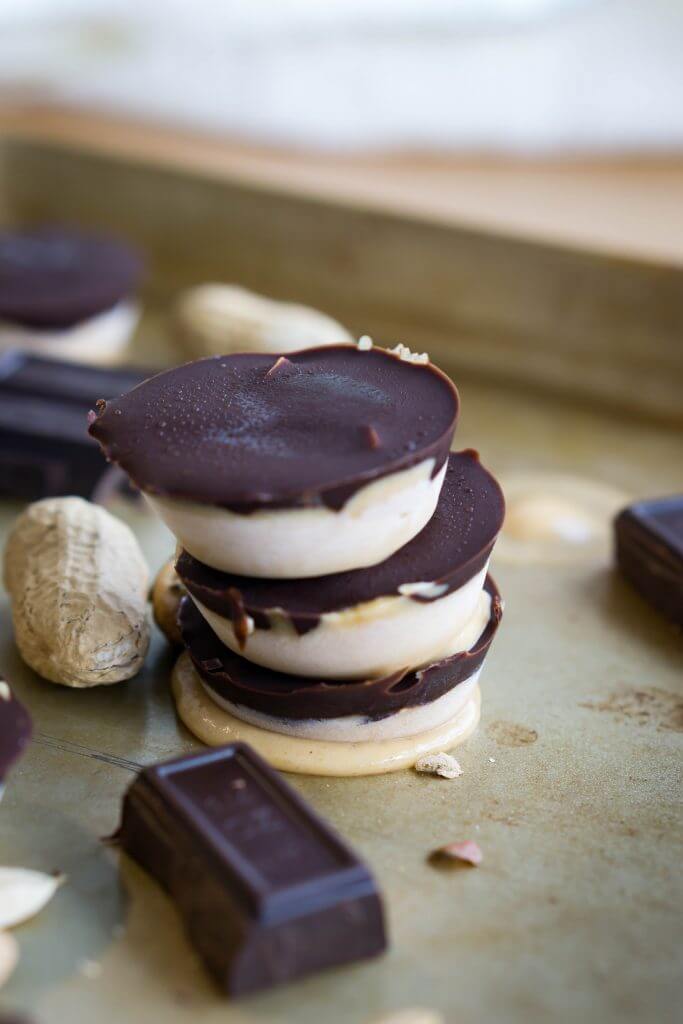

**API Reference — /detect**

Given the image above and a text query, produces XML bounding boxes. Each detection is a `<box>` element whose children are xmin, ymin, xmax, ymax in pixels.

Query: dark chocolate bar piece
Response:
<box><xmin>615</xmin><ymin>496</ymin><xmax>683</xmax><ymax>627</ymax></box>
<box><xmin>0</xmin><ymin>350</ymin><xmax>150</xmax><ymax>501</ymax></box>
<box><xmin>117</xmin><ymin>743</ymin><xmax>387</xmax><ymax>995</ymax></box>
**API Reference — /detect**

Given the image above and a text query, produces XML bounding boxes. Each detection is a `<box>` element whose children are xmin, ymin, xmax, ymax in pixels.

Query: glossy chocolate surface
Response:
<box><xmin>0</xmin><ymin>677</ymin><xmax>32</xmax><ymax>783</ymax></box>
<box><xmin>89</xmin><ymin>346</ymin><xmax>458</xmax><ymax>511</ymax></box>
<box><xmin>615</xmin><ymin>496</ymin><xmax>683</xmax><ymax>627</ymax></box>
<box><xmin>181</xmin><ymin>576</ymin><xmax>502</xmax><ymax>722</ymax></box>
<box><xmin>0</xmin><ymin>228</ymin><xmax>142</xmax><ymax>328</ymax></box>
<box><xmin>177</xmin><ymin>450</ymin><xmax>504</xmax><ymax>634</ymax></box>
<box><xmin>0</xmin><ymin>351</ymin><xmax>149</xmax><ymax>501</ymax></box>
<box><xmin>117</xmin><ymin>743</ymin><xmax>386</xmax><ymax>995</ymax></box>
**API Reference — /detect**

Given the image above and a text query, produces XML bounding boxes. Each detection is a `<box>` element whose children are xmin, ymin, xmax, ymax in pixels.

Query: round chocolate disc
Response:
<box><xmin>177</xmin><ymin>450</ymin><xmax>505</xmax><ymax>634</ymax></box>
<box><xmin>89</xmin><ymin>345</ymin><xmax>459</xmax><ymax>510</ymax></box>
<box><xmin>179</xmin><ymin>577</ymin><xmax>502</xmax><ymax>722</ymax></box>
<box><xmin>0</xmin><ymin>228</ymin><xmax>142</xmax><ymax>328</ymax></box>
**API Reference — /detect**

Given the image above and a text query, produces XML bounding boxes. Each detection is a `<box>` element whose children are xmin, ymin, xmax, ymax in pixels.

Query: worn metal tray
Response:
<box><xmin>0</xmin><ymin>133</ymin><xmax>681</xmax><ymax>1024</ymax></box>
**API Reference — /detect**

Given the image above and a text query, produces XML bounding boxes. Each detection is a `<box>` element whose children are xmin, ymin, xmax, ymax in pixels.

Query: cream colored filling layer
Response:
<box><xmin>0</xmin><ymin>300</ymin><xmax>139</xmax><ymax>365</ymax></box>
<box><xmin>147</xmin><ymin>458</ymin><xmax>446</xmax><ymax>578</ymax></box>
<box><xmin>172</xmin><ymin>651</ymin><xmax>481</xmax><ymax>777</ymax></box>
<box><xmin>203</xmin><ymin>669</ymin><xmax>480</xmax><ymax>742</ymax></box>
<box><xmin>191</xmin><ymin>563</ymin><xmax>489</xmax><ymax>680</ymax></box>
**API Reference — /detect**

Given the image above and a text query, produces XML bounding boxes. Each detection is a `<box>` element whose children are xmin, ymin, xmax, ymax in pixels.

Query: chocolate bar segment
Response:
<box><xmin>117</xmin><ymin>743</ymin><xmax>387</xmax><ymax>995</ymax></box>
<box><xmin>0</xmin><ymin>351</ymin><xmax>150</xmax><ymax>501</ymax></box>
<box><xmin>615</xmin><ymin>496</ymin><xmax>683</xmax><ymax>627</ymax></box>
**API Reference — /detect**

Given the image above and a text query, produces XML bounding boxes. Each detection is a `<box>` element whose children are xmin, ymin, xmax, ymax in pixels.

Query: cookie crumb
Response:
<box><xmin>415</xmin><ymin>752</ymin><xmax>462</xmax><ymax>779</ymax></box>
<box><xmin>388</xmin><ymin>342</ymin><xmax>429</xmax><ymax>364</ymax></box>
<box><xmin>357</xmin><ymin>335</ymin><xmax>374</xmax><ymax>351</ymax></box>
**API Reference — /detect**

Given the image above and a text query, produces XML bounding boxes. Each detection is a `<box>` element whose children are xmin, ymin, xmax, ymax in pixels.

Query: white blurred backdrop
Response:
<box><xmin>1</xmin><ymin>0</ymin><xmax>682</xmax><ymax>152</ymax></box>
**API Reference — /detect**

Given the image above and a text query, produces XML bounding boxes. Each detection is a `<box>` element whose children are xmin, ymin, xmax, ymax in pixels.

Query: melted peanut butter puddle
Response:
<box><xmin>172</xmin><ymin>652</ymin><xmax>480</xmax><ymax>777</ymax></box>
<box><xmin>497</xmin><ymin>472</ymin><xmax>629</xmax><ymax>564</ymax></box>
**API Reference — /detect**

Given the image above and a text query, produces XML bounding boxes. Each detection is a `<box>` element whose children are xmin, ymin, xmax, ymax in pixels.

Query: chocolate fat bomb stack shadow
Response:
<box><xmin>90</xmin><ymin>341</ymin><xmax>505</xmax><ymax>775</ymax></box>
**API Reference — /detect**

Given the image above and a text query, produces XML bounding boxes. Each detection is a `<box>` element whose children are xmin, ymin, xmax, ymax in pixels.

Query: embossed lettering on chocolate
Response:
<box><xmin>116</xmin><ymin>743</ymin><xmax>387</xmax><ymax>995</ymax></box>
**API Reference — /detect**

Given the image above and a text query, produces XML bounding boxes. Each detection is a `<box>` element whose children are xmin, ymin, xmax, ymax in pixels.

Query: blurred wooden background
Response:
<box><xmin>2</xmin><ymin>102</ymin><xmax>682</xmax><ymax>268</ymax></box>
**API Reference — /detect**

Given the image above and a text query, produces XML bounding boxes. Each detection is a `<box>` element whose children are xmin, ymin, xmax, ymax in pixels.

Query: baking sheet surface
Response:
<box><xmin>0</xmin><ymin>144</ymin><xmax>681</xmax><ymax>1024</ymax></box>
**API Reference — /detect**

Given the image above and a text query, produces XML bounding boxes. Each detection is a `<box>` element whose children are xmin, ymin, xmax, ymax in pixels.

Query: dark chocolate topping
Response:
<box><xmin>0</xmin><ymin>677</ymin><xmax>32</xmax><ymax>782</ymax></box>
<box><xmin>0</xmin><ymin>228</ymin><xmax>142</xmax><ymax>329</ymax></box>
<box><xmin>180</xmin><ymin>577</ymin><xmax>502</xmax><ymax>722</ymax></box>
<box><xmin>88</xmin><ymin>345</ymin><xmax>459</xmax><ymax>511</ymax></box>
<box><xmin>615</xmin><ymin>496</ymin><xmax>683</xmax><ymax>627</ymax></box>
<box><xmin>177</xmin><ymin>450</ymin><xmax>504</xmax><ymax>634</ymax></box>
<box><xmin>117</xmin><ymin>743</ymin><xmax>386</xmax><ymax>995</ymax></box>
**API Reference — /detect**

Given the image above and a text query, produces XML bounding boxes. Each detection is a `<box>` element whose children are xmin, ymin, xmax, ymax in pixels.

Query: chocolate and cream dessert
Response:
<box><xmin>178</xmin><ymin>576</ymin><xmax>502</xmax><ymax>744</ymax></box>
<box><xmin>0</xmin><ymin>228</ymin><xmax>142</xmax><ymax>364</ymax></box>
<box><xmin>90</xmin><ymin>341</ymin><xmax>504</xmax><ymax>775</ymax></box>
<box><xmin>89</xmin><ymin>344</ymin><xmax>458</xmax><ymax>577</ymax></box>
<box><xmin>175</xmin><ymin>451</ymin><xmax>503</xmax><ymax>679</ymax></box>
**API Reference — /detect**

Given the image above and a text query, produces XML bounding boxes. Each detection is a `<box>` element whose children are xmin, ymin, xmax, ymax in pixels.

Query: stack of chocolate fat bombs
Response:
<box><xmin>90</xmin><ymin>342</ymin><xmax>505</xmax><ymax>764</ymax></box>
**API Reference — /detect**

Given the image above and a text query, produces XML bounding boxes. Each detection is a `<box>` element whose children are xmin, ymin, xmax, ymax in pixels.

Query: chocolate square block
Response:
<box><xmin>117</xmin><ymin>743</ymin><xmax>387</xmax><ymax>995</ymax></box>
<box><xmin>615</xmin><ymin>496</ymin><xmax>683</xmax><ymax>626</ymax></box>
<box><xmin>0</xmin><ymin>351</ymin><xmax>150</xmax><ymax>500</ymax></box>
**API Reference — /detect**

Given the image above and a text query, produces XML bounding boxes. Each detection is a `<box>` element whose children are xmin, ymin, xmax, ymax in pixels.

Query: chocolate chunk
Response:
<box><xmin>615</xmin><ymin>496</ymin><xmax>683</xmax><ymax>626</ymax></box>
<box><xmin>225</xmin><ymin>587</ymin><xmax>251</xmax><ymax>650</ymax></box>
<box><xmin>0</xmin><ymin>228</ymin><xmax>142</xmax><ymax>328</ymax></box>
<box><xmin>0</xmin><ymin>351</ymin><xmax>150</xmax><ymax>501</ymax></box>
<box><xmin>117</xmin><ymin>743</ymin><xmax>387</xmax><ymax>995</ymax></box>
<box><xmin>180</xmin><ymin>577</ymin><xmax>502</xmax><ymax>723</ymax></box>
<box><xmin>88</xmin><ymin>346</ymin><xmax>459</xmax><ymax>511</ymax></box>
<box><xmin>0</xmin><ymin>677</ymin><xmax>32</xmax><ymax>784</ymax></box>
<box><xmin>176</xmin><ymin>450</ymin><xmax>505</xmax><ymax>634</ymax></box>
<box><xmin>363</xmin><ymin>424</ymin><xmax>381</xmax><ymax>450</ymax></box>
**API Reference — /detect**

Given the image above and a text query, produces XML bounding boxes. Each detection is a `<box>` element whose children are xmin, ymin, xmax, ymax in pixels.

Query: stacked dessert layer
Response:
<box><xmin>89</xmin><ymin>343</ymin><xmax>504</xmax><ymax>754</ymax></box>
<box><xmin>0</xmin><ymin>228</ymin><xmax>142</xmax><ymax>363</ymax></box>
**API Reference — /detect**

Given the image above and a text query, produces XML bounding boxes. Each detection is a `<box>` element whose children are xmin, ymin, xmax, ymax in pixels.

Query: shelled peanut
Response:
<box><xmin>174</xmin><ymin>283</ymin><xmax>352</xmax><ymax>356</ymax></box>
